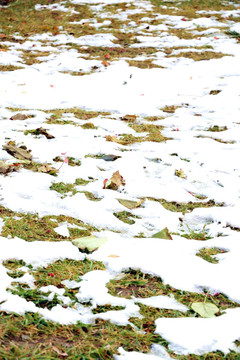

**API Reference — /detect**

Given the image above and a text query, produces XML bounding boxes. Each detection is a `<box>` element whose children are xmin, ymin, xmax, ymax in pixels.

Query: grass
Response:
<box><xmin>0</xmin><ymin>210</ymin><xmax>96</xmax><ymax>241</ymax></box>
<box><xmin>107</xmin><ymin>269</ymin><xmax>239</xmax><ymax>311</ymax></box>
<box><xmin>113</xmin><ymin>211</ymin><xmax>141</xmax><ymax>225</ymax></box>
<box><xmin>170</xmin><ymin>51</ymin><xmax>229</xmax><ymax>61</ymax></box>
<box><xmin>148</xmin><ymin>198</ymin><xmax>224</xmax><ymax>214</ymax></box>
<box><xmin>0</xmin><ymin>65</ymin><xmax>24</xmax><ymax>71</ymax></box>
<box><xmin>50</xmin><ymin>178</ymin><xmax>92</xmax><ymax>197</ymax></box>
<box><xmin>196</xmin><ymin>247</ymin><xmax>228</xmax><ymax>264</ymax></box>
<box><xmin>0</xmin><ymin>312</ymin><xmax>166</xmax><ymax>360</ymax></box>
<box><xmin>127</xmin><ymin>59</ymin><xmax>164</xmax><ymax>69</ymax></box>
<box><xmin>31</xmin><ymin>259</ymin><xmax>105</xmax><ymax>287</ymax></box>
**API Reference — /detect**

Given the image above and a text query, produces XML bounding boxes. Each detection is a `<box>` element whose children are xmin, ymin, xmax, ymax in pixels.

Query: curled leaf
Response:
<box><xmin>104</xmin><ymin>171</ymin><xmax>125</xmax><ymax>190</ymax></box>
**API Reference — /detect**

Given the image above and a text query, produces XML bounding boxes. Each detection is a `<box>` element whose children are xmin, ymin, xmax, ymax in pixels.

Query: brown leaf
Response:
<box><xmin>117</xmin><ymin>198</ymin><xmax>144</xmax><ymax>209</ymax></box>
<box><xmin>3</xmin><ymin>142</ymin><xmax>32</xmax><ymax>161</ymax></box>
<box><xmin>32</xmin><ymin>127</ymin><xmax>55</xmax><ymax>139</ymax></box>
<box><xmin>108</xmin><ymin>254</ymin><xmax>120</xmax><ymax>258</ymax></box>
<box><xmin>105</xmin><ymin>170</ymin><xmax>125</xmax><ymax>190</ymax></box>
<box><xmin>0</xmin><ymin>161</ymin><xmax>20</xmax><ymax>174</ymax></box>
<box><xmin>101</xmin><ymin>60</ymin><xmax>111</xmax><ymax>67</ymax></box>
<box><xmin>38</xmin><ymin>164</ymin><xmax>57</xmax><ymax>174</ymax></box>
<box><xmin>120</xmin><ymin>114</ymin><xmax>137</xmax><ymax>122</ymax></box>
<box><xmin>10</xmin><ymin>113</ymin><xmax>28</xmax><ymax>120</ymax></box>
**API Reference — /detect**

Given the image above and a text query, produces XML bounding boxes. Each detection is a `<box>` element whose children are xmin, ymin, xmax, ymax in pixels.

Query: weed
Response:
<box><xmin>50</xmin><ymin>178</ymin><xmax>91</xmax><ymax>197</ymax></box>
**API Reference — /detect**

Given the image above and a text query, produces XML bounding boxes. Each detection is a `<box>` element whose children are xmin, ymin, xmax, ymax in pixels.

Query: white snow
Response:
<box><xmin>0</xmin><ymin>0</ymin><xmax>240</xmax><ymax>358</ymax></box>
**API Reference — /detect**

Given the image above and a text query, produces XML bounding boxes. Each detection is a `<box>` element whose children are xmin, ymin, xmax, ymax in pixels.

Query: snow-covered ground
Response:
<box><xmin>0</xmin><ymin>0</ymin><xmax>240</xmax><ymax>358</ymax></box>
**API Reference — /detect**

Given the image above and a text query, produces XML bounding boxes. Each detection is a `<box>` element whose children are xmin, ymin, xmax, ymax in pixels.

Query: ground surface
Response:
<box><xmin>0</xmin><ymin>0</ymin><xmax>240</xmax><ymax>359</ymax></box>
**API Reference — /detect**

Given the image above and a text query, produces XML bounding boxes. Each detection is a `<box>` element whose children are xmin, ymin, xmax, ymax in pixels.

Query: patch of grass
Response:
<box><xmin>170</xmin><ymin>51</ymin><xmax>229</xmax><ymax>61</ymax></box>
<box><xmin>130</xmin><ymin>123</ymin><xmax>167</xmax><ymax>143</ymax></box>
<box><xmin>179</xmin><ymin>228</ymin><xmax>212</xmax><ymax>241</ymax></box>
<box><xmin>50</xmin><ymin>181</ymin><xmax>77</xmax><ymax>197</ymax></box>
<box><xmin>206</xmin><ymin>125</ymin><xmax>227</xmax><ymax>132</ymax></box>
<box><xmin>80</xmin><ymin>191</ymin><xmax>102</xmax><ymax>202</ymax></box>
<box><xmin>8</xmin><ymin>284</ymin><xmax>62</xmax><ymax>310</ymax></box>
<box><xmin>81</xmin><ymin>122</ymin><xmax>98</xmax><ymax>130</ymax></box>
<box><xmin>161</xmin><ymin>105</ymin><xmax>180</xmax><ymax>113</ymax></box>
<box><xmin>53</xmin><ymin>156</ymin><xmax>81</xmax><ymax>167</ymax></box>
<box><xmin>113</xmin><ymin>211</ymin><xmax>141</xmax><ymax>225</ymax></box>
<box><xmin>148</xmin><ymin>198</ymin><xmax>224</xmax><ymax>214</ymax></box>
<box><xmin>0</xmin><ymin>65</ymin><xmax>24</xmax><ymax>71</ymax></box>
<box><xmin>32</xmin><ymin>259</ymin><xmax>105</xmax><ymax>287</ymax></box>
<box><xmin>1</xmin><ymin>212</ymin><xmax>93</xmax><ymax>241</ymax></box>
<box><xmin>45</xmin><ymin>108</ymin><xmax>110</xmax><ymax>122</ymax></box>
<box><xmin>20</xmin><ymin>50</ymin><xmax>50</xmax><ymax>65</ymax></box>
<box><xmin>92</xmin><ymin>305</ymin><xmax>125</xmax><ymax>314</ymax></box>
<box><xmin>196</xmin><ymin>135</ymin><xmax>235</xmax><ymax>144</ymax></box>
<box><xmin>127</xmin><ymin>59</ymin><xmax>164</xmax><ymax>69</ymax></box>
<box><xmin>50</xmin><ymin>178</ymin><xmax>91</xmax><ymax>197</ymax></box>
<box><xmin>2</xmin><ymin>259</ymin><xmax>26</xmax><ymax>270</ymax></box>
<box><xmin>196</xmin><ymin>247</ymin><xmax>228</xmax><ymax>264</ymax></box>
<box><xmin>0</xmin><ymin>312</ymin><xmax>166</xmax><ymax>359</ymax></box>
<box><xmin>0</xmin><ymin>0</ymin><xmax>96</xmax><ymax>38</ymax></box>
<box><xmin>107</xmin><ymin>269</ymin><xmax>239</xmax><ymax>311</ymax></box>
<box><xmin>151</xmin><ymin>0</ymin><xmax>236</xmax><ymax>19</ymax></box>
<box><xmin>77</xmin><ymin>46</ymin><xmax>158</xmax><ymax>61</ymax></box>
<box><xmin>22</xmin><ymin>161</ymin><xmax>58</xmax><ymax>176</ymax></box>
<box><xmin>106</xmin><ymin>134</ymin><xmax>144</xmax><ymax>145</ymax></box>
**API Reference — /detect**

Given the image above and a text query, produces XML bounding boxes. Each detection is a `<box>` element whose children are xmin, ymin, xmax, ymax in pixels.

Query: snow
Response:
<box><xmin>0</xmin><ymin>0</ymin><xmax>240</xmax><ymax>357</ymax></box>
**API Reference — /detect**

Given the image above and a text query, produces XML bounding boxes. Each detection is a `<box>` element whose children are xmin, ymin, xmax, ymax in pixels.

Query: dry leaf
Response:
<box><xmin>3</xmin><ymin>142</ymin><xmax>32</xmax><ymax>160</ymax></box>
<box><xmin>10</xmin><ymin>113</ymin><xmax>27</xmax><ymax>121</ymax></box>
<box><xmin>30</xmin><ymin>127</ymin><xmax>55</xmax><ymax>139</ymax></box>
<box><xmin>105</xmin><ymin>170</ymin><xmax>125</xmax><ymax>190</ymax></box>
<box><xmin>102</xmin><ymin>60</ymin><xmax>111</xmax><ymax>67</ymax></box>
<box><xmin>105</xmin><ymin>135</ymin><xmax>119</xmax><ymax>143</ymax></box>
<box><xmin>120</xmin><ymin>114</ymin><xmax>137</xmax><ymax>122</ymax></box>
<box><xmin>0</xmin><ymin>161</ymin><xmax>20</xmax><ymax>174</ymax></box>
<box><xmin>108</xmin><ymin>254</ymin><xmax>120</xmax><ymax>258</ymax></box>
<box><xmin>38</xmin><ymin>164</ymin><xmax>57</xmax><ymax>174</ymax></box>
<box><xmin>117</xmin><ymin>198</ymin><xmax>144</xmax><ymax>209</ymax></box>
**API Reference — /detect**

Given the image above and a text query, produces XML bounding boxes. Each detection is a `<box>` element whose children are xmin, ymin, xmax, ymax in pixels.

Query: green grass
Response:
<box><xmin>196</xmin><ymin>247</ymin><xmax>228</xmax><ymax>264</ymax></box>
<box><xmin>0</xmin><ymin>209</ymin><xmax>96</xmax><ymax>241</ymax></box>
<box><xmin>113</xmin><ymin>211</ymin><xmax>141</xmax><ymax>225</ymax></box>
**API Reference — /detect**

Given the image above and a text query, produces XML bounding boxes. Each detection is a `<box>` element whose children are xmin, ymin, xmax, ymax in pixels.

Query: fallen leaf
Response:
<box><xmin>117</xmin><ymin>198</ymin><xmax>144</xmax><ymax>209</ymax></box>
<box><xmin>72</xmin><ymin>236</ymin><xmax>108</xmax><ymax>253</ymax></box>
<box><xmin>10</xmin><ymin>113</ymin><xmax>27</xmax><ymax>120</ymax></box>
<box><xmin>105</xmin><ymin>135</ymin><xmax>119</xmax><ymax>143</ymax></box>
<box><xmin>105</xmin><ymin>170</ymin><xmax>125</xmax><ymax>190</ymax></box>
<box><xmin>102</xmin><ymin>60</ymin><xmax>111</xmax><ymax>67</ymax></box>
<box><xmin>28</xmin><ymin>127</ymin><xmax>55</xmax><ymax>139</ymax></box>
<box><xmin>120</xmin><ymin>114</ymin><xmax>137</xmax><ymax>122</ymax></box>
<box><xmin>38</xmin><ymin>164</ymin><xmax>58</xmax><ymax>174</ymax></box>
<box><xmin>191</xmin><ymin>302</ymin><xmax>219</xmax><ymax>318</ymax></box>
<box><xmin>152</xmin><ymin>227</ymin><xmax>172</xmax><ymax>240</ymax></box>
<box><xmin>104</xmin><ymin>53</ymin><xmax>110</xmax><ymax>59</ymax></box>
<box><xmin>108</xmin><ymin>254</ymin><xmax>120</xmax><ymax>258</ymax></box>
<box><xmin>3</xmin><ymin>142</ymin><xmax>32</xmax><ymax>161</ymax></box>
<box><xmin>0</xmin><ymin>161</ymin><xmax>20</xmax><ymax>174</ymax></box>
